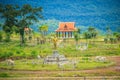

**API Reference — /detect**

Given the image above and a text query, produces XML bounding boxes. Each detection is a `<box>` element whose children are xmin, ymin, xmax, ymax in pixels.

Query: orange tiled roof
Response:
<box><xmin>56</xmin><ymin>22</ymin><xmax>76</xmax><ymax>32</ymax></box>
<box><xmin>24</xmin><ymin>27</ymin><xmax>33</xmax><ymax>31</ymax></box>
<box><xmin>24</xmin><ymin>27</ymin><xmax>29</xmax><ymax>31</ymax></box>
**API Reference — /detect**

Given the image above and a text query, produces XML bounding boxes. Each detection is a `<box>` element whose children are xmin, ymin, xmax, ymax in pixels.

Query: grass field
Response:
<box><xmin>0</xmin><ymin>38</ymin><xmax>120</xmax><ymax>78</ymax></box>
<box><xmin>0</xmin><ymin>58</ymin><xmax>115</xmax><ymax>71</ymax></box>
<box><xmin>0</xmin><ymin>38</ymin><xmax>119</xmax><ymax>59</ymax></box>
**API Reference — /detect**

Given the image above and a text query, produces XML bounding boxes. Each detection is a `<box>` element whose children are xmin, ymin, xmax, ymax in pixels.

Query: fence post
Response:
<box><xmin>84</xmin><ymin>76</ymin><xmax>86</xmax><ymax>80</ymax></box>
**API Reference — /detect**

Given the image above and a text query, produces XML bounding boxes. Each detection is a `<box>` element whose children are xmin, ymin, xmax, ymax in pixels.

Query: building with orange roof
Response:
<box><xmin>55</xmin><ymin>22</ymin><xmax>77</xmax><ymax>38</ymax></box>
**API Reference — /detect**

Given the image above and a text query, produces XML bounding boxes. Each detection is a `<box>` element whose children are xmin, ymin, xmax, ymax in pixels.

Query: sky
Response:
<box><xmin>0</xmin><ymin>0</ymin><xmax>120</xmax><ymax>32</ymax></box>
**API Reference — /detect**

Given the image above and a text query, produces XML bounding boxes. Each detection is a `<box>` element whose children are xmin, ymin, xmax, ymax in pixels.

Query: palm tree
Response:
<box><xmin>39</xmin><ymin>24</ymin><xmax>48</xmax><ymax>36</ymax></box>
<box><xmin>106</xmin><ymin>26</ymin><xmax>112</xmax><ymax>39</ymax></box>
<box><xmin>74</xmin><ymin>32</ymin><xmax>79</xmax><ymax>48</ymax></box>
<box><xmin>87</xmin><ymin>27</ymin><xmax>97</xmax><ymax>44</ymax></box>
<box><xmin>77</xmin><ymin>28</ymin><xmax>81</xmax><ymax>34</ymax></box>
<box><xmin>113</xmin><ymin>32</ymin><xmax>120</xmax><ymax>42</ymax></box>
<box><xmin>83</xmin><ymin>32</ymin><xmax>91</xmax><ymax>43</ymax></box>
<box><xmin>39</xmin><ymin>24</ymin><xmax>48</xmax><ymax>44</ymax></box>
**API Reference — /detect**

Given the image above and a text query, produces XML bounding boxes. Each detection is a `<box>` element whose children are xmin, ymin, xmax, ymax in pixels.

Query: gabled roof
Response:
<box><xmin>56</xmin><ymin>22</ymin><xmax>76</xmax><ymax>32</ymax></box>
<box><xmin>24</xmin><ymin>27</ymin><xmax>32</xmax><ymax>31</ymax></box>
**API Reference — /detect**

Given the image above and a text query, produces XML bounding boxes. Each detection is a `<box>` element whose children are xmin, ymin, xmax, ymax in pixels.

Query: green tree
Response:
<box><xmin>0</xmin><ymin>4</ymin><xmax>43</xmax><ymax>45</ymax></box>
<box><xmin>16</xmin><ymin>4</ymin><xmax>43</xmax><ymax>46</ymax></box>
<box><xmin>88</xmin><ymin>27</ymin><xmax>97</xmax><ymax>38</ymax></box>
<box><xmin>113</xmin><ymin>32</ymin><xmax>120</xmax><ymax>42</ymax></box>
<box><xmin>83</xmin><ymin>32</ymin><xmax>90</xmax><ymax>43</ymax></box>
<box><xmin>39</xmin><ymin>24</ymin><xmax>48</xmax><ymax>36</ymax></box>
<box><xmin>77</xmin><ymin>28</ymin><xmax>81</xmax><ymax>34</ymax></box>
<box><xmin>0</xmin><ymin>31</ymin><xmax>3</xmax><ymax>41</ymax></box>
<box><xmin>0</xmin><ymin>4</ymin><xmax>19</xmax><ymax>42</ymax></box>
<box><xmin>74</xmin><ymin>31</ymin><xmax>79</xmax><ymax>47</ymax></box>
<box><xmin>104</xmin><ymin>38</ymin><xmax>108</xmax><ymax>43</ymax></box>
<box><xmin>39</xmin><ymin>24</ymin><xmax>48</xmax><ymax>44</ymax></box>
<box><xmin>0</xmin><ymin>24</ymin><xmax>3</xmax><ymax>41</ymax></box>
<box><xmin>106</xmin><ymin>26</ymin><xmax>112</xmax><ymax>39</ymax></box>
<box><xmin>87</xmin><ymin>27</ymin><xmax>98</xmax><ymax>44</ymax></box>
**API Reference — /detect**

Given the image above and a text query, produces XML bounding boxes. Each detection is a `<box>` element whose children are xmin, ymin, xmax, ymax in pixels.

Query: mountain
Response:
<box><xmin>0</xmin><ymin>0</ymin><xmax>120</xmax><ymax>33</ymax></box>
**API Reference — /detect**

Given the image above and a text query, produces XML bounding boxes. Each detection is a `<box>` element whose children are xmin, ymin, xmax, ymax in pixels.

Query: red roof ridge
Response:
<box><xmin>56</xmin><ymin>22</ymin><xmax>76</xmax><ymax>32</ymax></box>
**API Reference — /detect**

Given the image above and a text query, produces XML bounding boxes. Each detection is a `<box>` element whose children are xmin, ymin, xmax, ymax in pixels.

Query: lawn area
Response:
<box><xmin>0</xmin><ymin>57</ymin><xmax>115</xmax><ymax>71</ymax></box>
<box><xmin>0</xmin><ymin>39</ymin><xmax>119</xmax><ymax>78</ymax></box>
<box><xmin>0</xmin><ymin>39</ymin><xmax>120</xmax><ymax>60</ymax></box>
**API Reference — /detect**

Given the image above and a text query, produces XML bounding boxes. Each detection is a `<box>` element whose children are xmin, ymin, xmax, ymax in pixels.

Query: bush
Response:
<box><xmin>31</xmin><ymin>51</ymin><xmax>37</xmax><ymax>58</ymax></box>
<box><xmin>8</xmin><ymin>51</ymin><xmax>14</xmax><ymax>57</ymax></box>
<box><xmin>16</xmin><ymin>50</ymin><xmax>21</xmax><ymax>54</ymax></box>
<box><xmin>84</xmin><ymin>54</ymin><xmax>93</xmax><ymax>57</ymax></box>
<box><xmin>5</xmin><ymin>33</ymin><xmax>11</xmax><ymax>42</ymax></box>
<box><xmin>104</xmin><ymin>38</ymin><xmax>108</xmax><ymax>43</ymax></box>
<box><xmin>0</xmin><ymin>31</ymin><xmax>3</xmax><ymax>41</ymax></box>
<box><xmin>21</xmin><ymin>52</ymin><xmax>27</xmax><ymax>58</ymax></box>
<box><xmin>0</xmin><ymin>51</ymin><xmax>14</xmax><ymax>59</ymax></box>
<box><xmin>0</xmin><ymin>52</ymin><xmax>8</xmax><ymax>59</ymax></box>
<box><xmin>0</xmin><ymin>73</ymin><xmax>9</xmax><ymax>77</ymax></box>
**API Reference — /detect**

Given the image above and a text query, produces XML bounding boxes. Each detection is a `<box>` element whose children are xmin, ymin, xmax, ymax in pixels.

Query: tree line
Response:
<box><xmin>74</xmin><ymin>26</ymin><xmax>120</xmax><ymax>45</ymax></box>
<box><xmin>0</xmin><ymin>4</ymin><xmax>43</xmax><ymax>46</ymax></box>
<box><xmin>0</xmin><ymin>4</ymin><xmax>120</xmax><ymax>46</ymax></box>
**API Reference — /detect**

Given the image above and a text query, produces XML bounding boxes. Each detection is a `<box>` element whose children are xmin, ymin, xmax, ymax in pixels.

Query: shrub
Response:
<box><xmin>0</xmin><ymin>52</ymin><xmax>12</xmax><ymax>59</ymax></box>
<box><xmin>0</xmin><ymin>53</ymin><xmax>6</xmax><ymax>59</ymax></box>
<box><xmin>31</xmin><ymin>51</ymin><xmax>37</xmax><ymax>58</ymax></box>
<box><xmin>0</xmin><ymin>31</ymin><xmax>3</xmax><ymax>41</ymax></box>
<box><xmin>8</xmin><ymin>51</ymin><xmax>14</xmax><ymax>57</ymax></box>
<box><xmin>104</xmin><ymin>38</ymin><xmax>108</xmax><ymax>43</ymax></box>
<box><xmin>0</xmin><ymin>73</ymin><xmax>9</xmax><ymax>77</ymax></box>
<box><xmin>16</xmin><ymin>50</ymin><xmax>21</xmax><ymax>54</ymax></box>
<box><xmin>84</xmin><ymin>54</ymin><xmax>93</xmax><ymax>57</ymax></box>
<box><xmin>4</xmin><ymin>33</ymin><xmax>11</xmax><ymax>42</ymax></box>
<box><xmin>21</xmin><ymin>52</ymin><xmax>27</xmax><ymax>58</ymax></box>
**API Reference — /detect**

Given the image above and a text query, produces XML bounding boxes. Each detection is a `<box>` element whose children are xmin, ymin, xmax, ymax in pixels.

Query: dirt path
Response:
<box><xmin>0</xmin><ymin>76</ymin><xmax>119</xmax><ymax>80</ymax></box>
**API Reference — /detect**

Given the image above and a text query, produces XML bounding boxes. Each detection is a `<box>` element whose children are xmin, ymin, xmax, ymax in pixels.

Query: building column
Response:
<box><xmin>68</xmin><ymin>32</ymin><xmax>70</xmax><ymax>38</ymax></box>
<box><xmin>62</xmin><ymin>32</ymin><xmax>64</xmax><ymax>38</ymax></box>
<box><xmin>56</xmin><ymin>32</ymin><xmax>58</xmax><ymax>37</ymax></box>
<box><xmin>67</xmin><ymin>32</ymin><xmax>69</xmax><ymax>38</ymax></box>
<box><xmin>71</xmin><ymin>31</ymin><xmax>72</xmax><ymax>38</ymax></box>
<box><xmin>59</xmin><ymin>32</ymin><xmax>60</xmax><ymax>38</ymax></box>
<box><xmin>68</xmin><ymin>32</ymin><xmax>69</xmax><ymax>38</ymax></box>
<box><xmin>65</xmin><ymin>32</ymin><xmax>67</xmax><ymax>38</ymax></box>
<box><xmin>72</xmin><ymin>31</ymin><xmax>74</xmax><ymax>38</ymax></box>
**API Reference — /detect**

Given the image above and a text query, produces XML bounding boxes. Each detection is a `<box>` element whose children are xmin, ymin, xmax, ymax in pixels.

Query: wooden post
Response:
<box><xmin>59</xmin><ymin>32</ymin><xmax>60</xmax><ymax>38</ymax></box>
<box><xmin>68</xmin><ymin>32</ymin><xmax>70</xmax><ymax>38</ymax></box>
<box><xmin>62</xmin><ymin>32</ymin><xmax>65</xmax><ymax>38</ymax></box>
<box><xmin>65</xmin><ymin>32</ymin><xmax>66</xmax><ymax>38</ymax></box>
<box><xmin>84</xmin><ymin>76</ymin><xmax>86</xmax><ymax>80</ymax></box>
<box><xmin>71</xmin><ymin>32</ymin><xmax>72</xmax><ymax>38</ymax></box>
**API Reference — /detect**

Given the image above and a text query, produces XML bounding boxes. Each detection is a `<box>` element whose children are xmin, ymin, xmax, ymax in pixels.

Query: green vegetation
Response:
<box><xmin>0</xmin><ymin>73</ymin><xmax>10</xmax><ymax>77</ymax></box>
<box><xmin>0</xmin><ymin>4</ymin><xmax>43</xmax><ymax>45</ymax></box>
<box><xmin>0</xmin><ymin>58</ymin><xmax>114</xmax><ymax>71</ymax></box>
<box><xmin>0</xmin><ymin>38</ymin><xmax>119</xmax><ymax>59</ymax></box>
<box><xmin>0</xmin><ymin>3</ymin><xmax>120</xmax><ymax>79</ymax></box>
